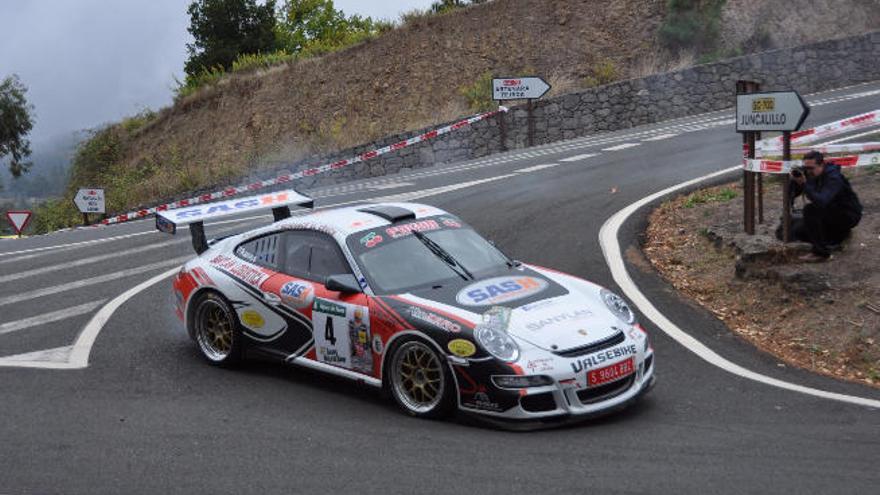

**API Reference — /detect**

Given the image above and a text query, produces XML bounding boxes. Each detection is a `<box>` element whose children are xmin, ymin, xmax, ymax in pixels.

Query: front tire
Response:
<box><xmin>387</xmin><ymin>337</ymin><xmax>455</xmax><ymax>419</ymax></box>
<box><xmin>192</xmin><ymin>292</ymin><xmax>243</xmax><ymax>366</ymax></box>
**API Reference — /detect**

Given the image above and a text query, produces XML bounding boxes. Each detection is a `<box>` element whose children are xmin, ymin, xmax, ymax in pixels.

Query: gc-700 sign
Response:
<box><xmin>736</xmin><ymin>91</ymin><xmax>810</xmax><ymax>132</ymax></box>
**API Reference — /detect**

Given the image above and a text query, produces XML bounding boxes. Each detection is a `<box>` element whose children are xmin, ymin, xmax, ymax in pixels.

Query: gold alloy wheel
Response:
<box><xmin>391</xmin><ymin>341</ymin><xmax>445</xmax><ymax>414</ymax></box>
<box><xmin>195</xmin><ymin>298</ymin><xmax>234</xmax><ymax>362</ymax></box>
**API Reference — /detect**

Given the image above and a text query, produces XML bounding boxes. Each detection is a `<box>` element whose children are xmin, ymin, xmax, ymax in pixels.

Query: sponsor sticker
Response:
<box><xmin>447</xmin><ymin>339</ymin><xmax>476</xmax><ymax>358</ymax></box>
<box><xmin>372</xmin><ymin>335</ymin><xmax>384</xmax><ymax>355</ymax></box>
<box><xmin>280</xmin><ymin>280</ymin><xmax>314</xmax><ymax>309</ymax></box>
<box><xmin>441</xmin><ymin>217</ymin><xmax>462</xmax><ymax>228</ymax></box>
<box><xmin>570</xmin><ymin>344</ymin><xmax>638</xmax><ymax>374</ymax></box>
<box><xmin>525</xmin><ymin>309</ymin><xmax>593</xmax><ymax>331</ymax></box>
<box><xmin>456</xmin><ymin>276</ymin><xmax>548</xmax><ymax>306</ymax></box>
<box><xmin>240</xmin><ymin>310</ymin><xmax>265</xmax><ymax>329</ymax></box>
<box><xmin>209</xmin><ymin>254</ymin><xmax>270</xmax><ymax>287</ymax></box>
<box><xmin>385</xmin><ymin>219</ymin><xmax>440</xmax><ymax>239</ymax></box>
<box><xmin>526</xmin><ymin>357</ymin><xmax>554</xmax><ymax>373</ymax></box>
<box><xmin>410</xmin><ymin>307</ymin><xmax>462</xmax><ymax>333</ymax></box>
<box><xmin>359</xmin><ymin>231</ymin><xmax>383</xmax><ymax>248</ymax></box>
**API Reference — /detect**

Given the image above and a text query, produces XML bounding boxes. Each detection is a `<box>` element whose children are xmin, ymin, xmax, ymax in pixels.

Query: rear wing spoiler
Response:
<box><xmin>155</xmin><ymin>189</ymin><xmax>314</xmax><ymax>254</ymax></box>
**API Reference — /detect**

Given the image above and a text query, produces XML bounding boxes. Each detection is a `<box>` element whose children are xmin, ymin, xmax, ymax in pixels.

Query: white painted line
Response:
<box><xmin>0</xmin><ymin>256</ymin><xmax>190</xmax><ymax>307</ymax></box>
<box><xmin>365</xmin><ymin>181</ymin><xmax>415</xmax><ymax>191</ymax></box>
<box><xmin>516</xmin><ymin>163</ymin><xmax>560</xmax><ymax>173</ymax></box>
<box><xmin>559</xmin><ymin>153</ymin><xmax>599</xmax><ymax>162</ymax></box>
<box><xmin>0</xmin><ymin>230</ymin><xmax>157</xmax><ymax>258</ymax></box>
<box><xmin>599</xmin><ymin>165</ymin><xmax>880</xmax><ymax>409</ymax></box>
<box><xmin>0</xmin><ymin>299</ymin><xmax>108</xmax><ymax>336</ymax></box>
<box><xmin>602</xmin><ymin>143</ymin><xmax>641</xmax><ymax>151</ymax></box>
<box><xmin>642</xmin><ymin>133</ymin><xmax>678</xmax><ymax>142</ymax></box>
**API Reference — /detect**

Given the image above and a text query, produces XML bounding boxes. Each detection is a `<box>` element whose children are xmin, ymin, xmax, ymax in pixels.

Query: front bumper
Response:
<box><xmin>456</xmin><ymin>350</ymin><xmax>655</xmax><ymax>429</ymax></box>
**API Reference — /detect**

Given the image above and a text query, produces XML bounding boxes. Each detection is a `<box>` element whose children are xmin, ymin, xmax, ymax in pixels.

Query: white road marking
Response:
<box><xmin>599</xmin><ymin>165</ymin><xmax>880</xmax><ymax>409</ymax></box>
<box><xmin>0</xmin><ymin>299</ymin><xmax>108</xmax><ymax>336</ymax></box>
<box><xmin>602</xmin><ymin>143</ymin><xmax>641</xmax><ymax>151</ymax></box>
<box><xmin>0</xmin><ymin>230</ymin><xmax>157</xmax><ymax>258</ymax></box>
<box><xmin>365</xmin><ymin>182</ymin><xmax>415</xmax><ymax>190</ymax></box>
<box><xmin>559</xmin><ymin>153</ymin><xmax>599</xmax><ymax>162</ymax></box>
<box><xmin>516</xmin><ymin>163</ymin><xmax>560</xmax><ymax>173</ymax></box>
<box><xmin>642</xmin><ymin>133</ymin><xmax>678</xmax><ymax>142</ymax></box>
<box><xmin>0</xmin><ymin>256</ymin><xmax>190</xmax><ymax>307</ymax></box>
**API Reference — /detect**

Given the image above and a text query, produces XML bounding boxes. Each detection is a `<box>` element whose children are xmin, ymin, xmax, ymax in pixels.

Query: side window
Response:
<box><xmin>235</xmin><ymin>234</ymin><xmax>280</xmax><ymax>269</ymax></box>
<box><xmin>281</xmin><ymin>231</ymin><xmax>351</xmax><ymax>283</ymax></box>
<box><xmin>283</xmin><ymin>231</ymin><xmax>313</xmax><ymax>278</ymax></box>
<box><xmin>308</xmin><ymin>235</ymin><xmax>351</xmax><ymax>281</ymax></box>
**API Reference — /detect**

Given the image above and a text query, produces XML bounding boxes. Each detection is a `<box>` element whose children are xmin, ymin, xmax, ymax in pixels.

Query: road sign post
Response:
<box><xmin>493</xmin><ymin>76</ymin><xmax>551</xmax><ymax>149</ymax></box>
<box><xmin>736</xmin><ymin>88</ymin><xmax>810</xmax><ymax>237</ymax></box>
<box><xmin>5</xmin><ymin>210</ymin><xmax>33</xmax><ymax>238</ymax></box>
<box><xmin>74</xmin><ymin>188</ymin><xmax>105</xmax><ymax>226</ymax></box>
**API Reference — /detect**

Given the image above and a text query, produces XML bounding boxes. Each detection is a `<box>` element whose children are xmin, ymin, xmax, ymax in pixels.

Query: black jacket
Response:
<box><xmin>793</xmin><ymin>163</ymin><xmax>863</xmax><ymax>223</ymax></box>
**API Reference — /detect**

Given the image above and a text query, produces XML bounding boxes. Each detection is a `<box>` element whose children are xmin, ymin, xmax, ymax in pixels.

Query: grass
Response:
<box><xmin>683</xmin><ymin>187</ymin><xmax>738</xmax><ymax>208</ymax></box>
<box><xmin>231</xmin><ymin>50</ymin><xmax>295</xmax><ymax>73</ymax></box>
<box><xmin>459</xmin><ymin>71</ymin><xmax>495</xmax><ymax>112</ymax></box>
<box><xmin>583</xmin><ymin>59</ymin><xmax>618</xmax><ymax>88</ymax></box>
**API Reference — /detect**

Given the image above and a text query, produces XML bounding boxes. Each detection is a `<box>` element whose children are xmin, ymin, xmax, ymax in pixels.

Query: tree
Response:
<box><xmin>275</xmin><ymin>0</ymin><xmax>383</xmax><ymax>55</ymax></box>
<box><xmin>185</xmin><ymin>0</ymin><xmax>278</xmax><ymax>78</ymax></box>
<box><xmin>0</xmin><ymin>74</ymin><xmax>34</xmax><ymax>177</ymax></box>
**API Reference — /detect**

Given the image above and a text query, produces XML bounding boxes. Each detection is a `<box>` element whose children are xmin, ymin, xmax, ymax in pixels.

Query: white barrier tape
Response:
<box><xmin>743</xmin><ymin>152</ymin><xmax>880</xmax><ymax>173</ymax></box>
<box><xmin>756</xmin><ymin>109</ymin><xmax>880</xmax><ymax>151</ymax></box>
<box><xmin>757</xmin><ymin>142</ymin><xmax>880</xmax><ymax>158</ymax></box>
<box><xmin>101</xmin><ymin>106</ymin><xmax>509</xmax><ymax>225</ymax></box>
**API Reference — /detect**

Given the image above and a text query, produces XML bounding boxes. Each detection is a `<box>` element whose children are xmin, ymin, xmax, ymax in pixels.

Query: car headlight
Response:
<box><xmin>475</xmin><ymin>324</ymin><xmax>520</xmax><ymax>362</ymax></box>
<box><xmin>601</xmin><ymin>288</ymin><xmax>636</xmax><ymax>325</ymax></box>
<box><xmin>492</xmin><ymin>375</ymin><xmax>553</xmax><ymax>389</ymax></box>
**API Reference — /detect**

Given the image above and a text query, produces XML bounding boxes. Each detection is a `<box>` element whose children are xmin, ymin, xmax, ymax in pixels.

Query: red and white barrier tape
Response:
<box><xmin>756</xmin><ymin>109</ymin><xmax>880</xmax><ymax>152</ymax></box>
<box><xmin>757</xmin><ymin>142</ymin><xmax>880</xmax><ymax>158</ymax></box>
<box><xmin>101</xmin><ymin>106</ymin><xmax>509</xmax><ymax>225</ymax></box>
<box><xmin>743</xmin><ymin>152</ymin><xmax>880</xmax><ymax>173</ymax></box>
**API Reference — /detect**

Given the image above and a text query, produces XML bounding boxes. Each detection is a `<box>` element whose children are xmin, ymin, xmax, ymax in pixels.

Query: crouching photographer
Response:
<box><xmin>787</xmin><ymin>151</ymin><xmax>863</xmax><ymax>262</ymax></box>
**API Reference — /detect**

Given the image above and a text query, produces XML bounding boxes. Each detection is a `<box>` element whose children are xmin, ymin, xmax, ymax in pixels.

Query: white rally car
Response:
<box><xmin>158</xmin><ymin>189</ymin><xmax>654</xmax><ymax>428</ymax></box>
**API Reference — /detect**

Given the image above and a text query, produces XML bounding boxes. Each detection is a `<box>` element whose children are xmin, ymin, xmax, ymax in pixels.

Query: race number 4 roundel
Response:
<box><xmin>456</xmin><ymin>276</ymin><xmax>548</xmax><ymax>306</ymax></box>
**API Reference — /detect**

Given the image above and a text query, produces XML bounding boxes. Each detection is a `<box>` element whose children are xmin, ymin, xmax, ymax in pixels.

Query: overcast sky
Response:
<box><xmin>0</xmin><ymin>0</ymin><xmax>433</xmax><ymax>146</ymax></box>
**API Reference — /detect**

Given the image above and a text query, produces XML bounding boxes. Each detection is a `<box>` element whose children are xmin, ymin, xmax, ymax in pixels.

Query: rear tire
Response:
<box><xmin>386</xmin><ymin>336</ymin><xmax>455</xmax><ymax>419</ymax></box>
<box><xmin>191</xmin><ymin>292</ymin><xmax>243</xmax><ymax>366</ymax></box>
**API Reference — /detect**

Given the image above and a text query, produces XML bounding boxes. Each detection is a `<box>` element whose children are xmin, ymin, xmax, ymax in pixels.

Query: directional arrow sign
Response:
<box><xmin>74</xmin><ymin>188</ymin><xmax>106</xmax><ymax>214</ymax></box>
<box><xmin>5</xmin><ymin>210</ymin><xmax>32</xmax><ymax>236</ymax></box>
<box><xmin>736</xmin><ymin>91</ymin><xmax>810</xmax><ymax>132</ymax></box>
<box><xmin>493</xmin><ymin>77</ymin><xmax>551</xmax><ymax>101</ymax></box>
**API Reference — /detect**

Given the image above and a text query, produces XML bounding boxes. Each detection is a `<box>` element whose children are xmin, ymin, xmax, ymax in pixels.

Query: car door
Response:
<box><xmin>262</xmin><ymin>230</ymin><xmax>375</xmax><ymax>376</ymax></box>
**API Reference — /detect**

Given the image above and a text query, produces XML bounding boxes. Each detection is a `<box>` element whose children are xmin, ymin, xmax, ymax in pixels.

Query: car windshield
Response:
<box><xmin>347</xmin><ymin>217</ymin><xmax>511</xmax><ymax>294</ymax></box>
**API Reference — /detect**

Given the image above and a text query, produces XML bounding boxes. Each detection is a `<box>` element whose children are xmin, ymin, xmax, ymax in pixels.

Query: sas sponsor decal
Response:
<box><xmin>360</xmin><ymin>231</ymin><xmax>383</xmax><ymax>248</ymax></box>
<box><xmin>209</xmin><ymin>254</ymin><xmax>270</xmax><ymax>287</ymax></box>
<box><xmin>385</xmin><ymin>219</ymin><xmax>440</xmax><ymax>239</ymax></box>
<box><xmin>570</xmin><ymin>344</ymin><xmax>638</xmax><ymax>374</ymax></box>
<box><xmin>456</xmin><ymin>276</ymin><xmax>549</xmax><ymax>306</ymax></box>
<box><xmin>525</xmin><ymin>309</ymin><xmax>593</xmax><ymax>331</ymax></box>
<box><xmin>447</xmin><ymin>339</ymin><xmax>476</xmax><ymax>358</ymax></box>
<box><xmin>409</xmin><ymin>306</ymin><xmax>462</xmax><ymax>333</ymax></box>
<box><xmin>240</xmin><ymin>310</ymin><xmax>265</xmax><ymax>329</ymax></box>
<box><xmin>280</xmin><ymin>281</ymin><xmax>314</xmax><ymax>309</ymax></box>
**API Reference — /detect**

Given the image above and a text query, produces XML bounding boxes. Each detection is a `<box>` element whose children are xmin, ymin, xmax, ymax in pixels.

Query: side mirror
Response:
<box><xmin>325</xmin><ymin>274</ymin><xmax>362</xmax><ymax>293</ymax></box>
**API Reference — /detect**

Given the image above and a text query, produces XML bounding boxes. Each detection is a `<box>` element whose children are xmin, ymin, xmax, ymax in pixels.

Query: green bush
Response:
<box><xmin>459</xmin><ymin>71</ymin><xmax>495</xmax><ymax>112</ymax></box>
<box><xmin>31</xmin><ymin>198</ymin><xmax>82</xmax><ymax>234</ymax></box>
<box><xmin>231</xmin><ymin>50</ymin><xmax>296</xmax><ymax>73</ymax></box>
<box><xmin>175</xmin><ymin>65</ymin><xmax>225</xmax><ymax>99</ymax></box>
<box><xmin>659</xmin><ymin>0</ymin><xmax>726</xmax><ymax>52</ymax></box>
<box><xmin>683</xmin><ymin>187</ymin><xmax>737</xmax><ymax>208</ymax></box>
<box><xmin>583</xmin><ymin>59</ymin><xmax>618</xmax><ymax>87</ymax></box>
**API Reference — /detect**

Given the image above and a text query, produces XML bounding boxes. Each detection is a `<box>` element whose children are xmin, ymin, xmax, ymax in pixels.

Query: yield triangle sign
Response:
<box><xmin>5</xmin><ymin>210</ymin><xmax>33</xmax><ymax>235</ymax></box>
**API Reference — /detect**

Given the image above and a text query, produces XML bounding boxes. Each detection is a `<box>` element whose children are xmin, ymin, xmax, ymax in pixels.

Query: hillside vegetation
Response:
<box><xmin>40</xmin><ymin>0</ymin><xmax>880</xmax><ymax>232</ymax></box>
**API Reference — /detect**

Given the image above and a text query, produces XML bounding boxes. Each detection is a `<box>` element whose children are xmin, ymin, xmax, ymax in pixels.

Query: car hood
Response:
<box><xmin>402</xmin><ymin>265</ymin><xmax>625</xmax><ymax>353</ymax></box>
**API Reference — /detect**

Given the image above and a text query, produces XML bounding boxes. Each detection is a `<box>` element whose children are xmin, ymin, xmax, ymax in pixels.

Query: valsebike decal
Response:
<box><xmin>409</xmin><ymin>306</ymin><xmax>462</xmax><ymax>333</ymax></box>
<box><xmin>312</xmin><ymin>299</ymin><xmax>372</xmax><ymax>373</ymax></box>
<box><xmin>456</xmin><ymin>276</ymin><xmax>549</xmax><ymax>306</ymax></box>
<box><xmin>525</xmin><ymin>308</ymin><xmax>593</xmax><ymax>331</ymax></box>
<box><xmin>447</xmin><ymin>339</ymin><xmax>476</xmax><ymax>358</ymax></box>
<box><xmin>279</xmin><ymin>280</ymin><xmax>315</xmax><ymax>309</ymax></box>
<box><xmin>569</xmin><ymin>344</ymin><xmax>638</xmax><ymax>374</ymax></box>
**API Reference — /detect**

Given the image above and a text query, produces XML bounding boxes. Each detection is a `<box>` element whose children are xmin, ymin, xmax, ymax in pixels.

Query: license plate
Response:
<box><xmin>587</xmin><ymin>357</ymin><xmax>634</xmax><ymax>387</ymax></box>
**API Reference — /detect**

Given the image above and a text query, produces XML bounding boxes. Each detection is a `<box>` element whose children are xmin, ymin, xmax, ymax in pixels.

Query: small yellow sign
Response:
<box><xmin>751</xmin><ymin>97</ymin><xmax>775</xmax><ymax>113</ymax></box>
<box><xmin>448</xmin><ymin>339</ymin><xmax>476</xmax><ymax>358</ymax></box>
<box><xmin>241</xmin><ymin>310</ymin><xmax>265</xmax><ymax>329</ymax></box>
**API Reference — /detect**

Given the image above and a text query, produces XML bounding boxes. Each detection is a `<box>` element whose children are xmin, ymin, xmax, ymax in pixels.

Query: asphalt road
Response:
<box><xmin>1</xmin><ymin>82</ymin><xmax>879</xmax><ymax>494</ymax></box>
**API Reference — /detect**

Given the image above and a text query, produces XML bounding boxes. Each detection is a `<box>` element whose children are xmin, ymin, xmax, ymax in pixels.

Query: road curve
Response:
<box><xmin>1</xmin><ymin>82</ymin><xmax>878</xmax><ymax>494</ymax></box>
